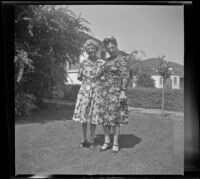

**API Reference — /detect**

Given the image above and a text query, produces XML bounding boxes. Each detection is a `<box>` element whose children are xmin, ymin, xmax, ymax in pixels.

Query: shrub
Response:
<box><xmin>136</xmin><ymin>72</ymin><xmax>155</xmax><ymax>88</ymax></box>
<box><xmin>127</xmin><ymin>87</ymin><xmax>184</xmax><ymax>111</ymax></box>
<box><xmin>63</xmin><ymin>84</ymin><xmax>81</xmax><ymax>101</ymax></box>
<box><xmin>15</xmin><ymin>92</ymin><xmax>38</xmax><ymax>116</ymax></box>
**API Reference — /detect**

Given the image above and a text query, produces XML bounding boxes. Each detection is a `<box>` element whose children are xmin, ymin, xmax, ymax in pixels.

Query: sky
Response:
<box><xmin>69</xmin><ymin>5</ymin><xmax>184</xmax><ymax>65</ymax></box>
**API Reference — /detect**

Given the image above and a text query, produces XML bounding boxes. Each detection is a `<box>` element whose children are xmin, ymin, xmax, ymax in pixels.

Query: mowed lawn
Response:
<box><xmin>15</xmin><ymin>106</ymin><xmax>184</xmax><ymax>175</ymax></box>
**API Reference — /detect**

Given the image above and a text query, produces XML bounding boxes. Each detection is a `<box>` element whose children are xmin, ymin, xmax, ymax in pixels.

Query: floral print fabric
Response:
<box><xmin>72</xmin><ymin>58</ymin><xmax>105</xmax><ymax>124</ymax></box>
<box><xmin>96</xmin><ymin>55</ymin><xmax>130</xmax><ymax>126</ymax></box>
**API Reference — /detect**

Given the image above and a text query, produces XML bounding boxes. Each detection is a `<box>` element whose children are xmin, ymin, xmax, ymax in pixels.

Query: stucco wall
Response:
<box><xmin>170</xmin><ymin>75</ymin><xmax>180</xmax><ymax>89</ymax></box>
<box><xmin>151</xmin><ymin>75</ymin><xmax>163</xmax><ymax>88</ymax></box>
<box><xmin>151</xmin><ymin>75</ymin><xmax>181</xmax><ymax>89</ymax></box>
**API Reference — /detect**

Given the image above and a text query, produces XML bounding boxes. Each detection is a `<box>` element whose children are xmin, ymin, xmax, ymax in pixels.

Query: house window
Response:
<box><xmin>159</xmin><ymin>77</ymin><xmax>163</xmax><ymax>86</ymax></box>
<box><xmin>174</xmin><ymin>77</ymin><xmax>177</xmax><ymax>86</ymax></box>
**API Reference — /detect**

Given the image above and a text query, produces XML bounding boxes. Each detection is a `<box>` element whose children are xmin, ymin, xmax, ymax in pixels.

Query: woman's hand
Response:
<box><xmin>119</xmin><ymin>91</ymin><xmax>126</xmax><ymax>101</ymax></box>
<box><xmin>77</xmin><ymin>74</ymin><xmax>83</xmax><ymax>81</ymax></box>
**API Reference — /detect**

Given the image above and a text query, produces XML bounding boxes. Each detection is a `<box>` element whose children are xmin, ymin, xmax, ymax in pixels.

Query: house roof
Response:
<box><xmin>81</xmin><ymin>33</ymin><xmax>104</xmax><ymax>47</ymax></box>
<box><xmin>152</xmin><ymin>71</ymin><xmax>183</xmax><ymax>76</ymax></box>
<box><xmin>139</xmin><ymin>58</ymin><xmax>184</xmax><ymax>76</ymax></box>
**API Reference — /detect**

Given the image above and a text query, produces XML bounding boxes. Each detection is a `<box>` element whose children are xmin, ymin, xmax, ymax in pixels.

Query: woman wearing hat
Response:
<box><xmin>72</xmin><ymin>39</ymin><xmax>105</xmax><ymax>149</ymax></box>
<box><xmin>97</xmin><ymin>36</ymin><xmax>130</xmax><ymax>154</ymax></box>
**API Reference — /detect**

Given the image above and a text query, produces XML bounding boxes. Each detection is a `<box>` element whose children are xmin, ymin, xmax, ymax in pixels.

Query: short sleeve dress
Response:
<box><xmin>96</xmin><ymin>54</ymin><xmax>130</xmax><ymax>126</ymax></box>
<box><xmin>72</xmin><ymin>58</ymin><xmax>105</xmax><ymax>124</ymax></box>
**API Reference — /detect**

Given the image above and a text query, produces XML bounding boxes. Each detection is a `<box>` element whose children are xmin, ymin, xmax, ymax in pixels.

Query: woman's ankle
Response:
<box><xmin>81</xmin><ymin>138</ymin><xmax>87</xmax><ymax>142</ymax></box>
<box><xmin>113</xmin><ymin>143</ymin><xmax>119</xmax><ymax>147</ymax></box>
<box><xmin>113</xmin><ymin>141</ymin><xmax>119</xmax><ymax>146</ymax></box>
<box><xmin>105</xmin><ymin>138</ymin><xmax>111</xmax><ymax>144</ymax></box>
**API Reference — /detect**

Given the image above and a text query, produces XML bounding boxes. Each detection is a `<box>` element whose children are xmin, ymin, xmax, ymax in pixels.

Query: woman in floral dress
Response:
<box><xmin>72</xmin><ymin>39</ymin><xmax>105</xmax><ymax>149</ymax></box>
<box><xmin>97</xmin><ymin>36</ymin><xmax>130</xmax><ymax>154</ymax></box>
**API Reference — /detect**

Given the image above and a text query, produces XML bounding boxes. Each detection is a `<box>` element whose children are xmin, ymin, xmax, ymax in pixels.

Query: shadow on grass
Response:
<box><xmin>15</xmin><ymin>105</ymin><xmax>75</xmax><ymax>125</ymax></box>
<box><xmin>94</xmin><ymin>134</ymin><xmax>142</xmax><ymax>149</ymax></box>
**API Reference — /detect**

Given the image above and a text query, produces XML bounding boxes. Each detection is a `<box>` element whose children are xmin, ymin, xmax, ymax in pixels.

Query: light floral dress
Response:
<box><xmin>96</xmin><ymin>54</ymin><xmax>130</xmax><ymax>126</ymax></box>
<box><xmin>72</xmin><ymin>57</ymin><xmax>105</xmax><ymax>124</ymax></box>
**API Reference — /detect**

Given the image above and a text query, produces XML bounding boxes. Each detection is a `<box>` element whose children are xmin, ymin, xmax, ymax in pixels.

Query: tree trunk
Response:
<box><xmin>17</xmin><ymin>63</ymin><xmax>24</xmax><ymax>83</ymax></box>
<box><xmin>162</xmin><ymin>80</ymin><xmax>165</xmax><ymax>119</ymax></box>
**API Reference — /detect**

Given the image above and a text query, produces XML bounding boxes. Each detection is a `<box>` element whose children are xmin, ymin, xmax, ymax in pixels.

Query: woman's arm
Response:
<box><xmin>96</xmin><ymin>59</ymin><xmax>106</xmax><ymax>80</ymax></box>
<box><xmin>120</xmin><ymin>57</ymin><xmax>130</xmax><ymax>92</ymax></box>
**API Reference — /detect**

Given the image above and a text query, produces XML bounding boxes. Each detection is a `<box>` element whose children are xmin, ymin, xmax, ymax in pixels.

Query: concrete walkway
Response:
<box><xmin>129</xmin><ymin>107</ymin><xmax>184</xmax><ymax>117</ymax></box>
<box><xmin>43</xmin><ymin>98</ymin><xmax>184</xmax><ymax>117</ymax></box>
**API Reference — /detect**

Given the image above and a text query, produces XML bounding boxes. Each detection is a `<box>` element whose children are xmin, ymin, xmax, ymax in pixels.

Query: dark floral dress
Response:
<box><xmin>96</xmin><ymin>54</ymin><xmax>130</xmax><ymax>126</ymax></box>
<box><xmin>72</xmin><ymin>58</ymin><xmax>105</xmax><ymax>124</ymax></box>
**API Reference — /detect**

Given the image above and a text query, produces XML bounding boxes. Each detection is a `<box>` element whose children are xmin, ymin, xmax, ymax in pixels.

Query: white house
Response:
<box><xmin>170</xmin><ymin>75</ymin><xmax>182</xmax><ymax>89</ymax></box>
<box><xmin>151</xmin><ymin>75</ymin><xmax>182</xmax><ymax>89</ymax></box>
<box><xmin>151</xmin><ymin>75</ymin><xmax>164</xmax><ymax>88</ymax></box>
<box><xmin>151</xmin><ymin>68</ymin><xmax>183</xmax><ymax>89</ymax></box>
<box><xmin>65</xmin><ymin>69</ymin><xmax>81</xmax><ymax>85</ymax></box>
<box><xmin>132</xmin><ymin>68</ymin><xmax>184</xmax><ymax>89</ymax></box>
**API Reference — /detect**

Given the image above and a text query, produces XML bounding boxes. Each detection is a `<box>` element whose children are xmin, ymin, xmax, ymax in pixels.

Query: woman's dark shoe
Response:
<box><xmin>111</xmin><ymin>144</ymin><xmax>119</xmax><ymax>155</ymax></box>
<box><xmin>80</xmin><ymin>141</ymin><xmax>88</xmax><ymax>148</ymax></box>
<box><xmin>99</xmin><ymin>143</ymin><xmax>111</xmax><ymax>152</ymax></box>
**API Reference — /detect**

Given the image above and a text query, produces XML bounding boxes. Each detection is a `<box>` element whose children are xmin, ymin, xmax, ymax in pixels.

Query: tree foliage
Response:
<box><xmin>127</xmin><ymin>50</ymin><xmax>146</xmax><ymax>78</ymax></box>
<box><xmin>136</xmin><ymin>72</ymin><xmax>155</xmax><ymax>88</ymax></box>
<box><xmin>155</xmin><ymin>55</ymin><xmax>171</xmax><ymax>81</ymax></box>
<box><xmin>15</xmin><ymin>5</ymin><xmax>90</xmax><ymax>115</ymax></box>
<box><xmin>155</xmin><ymin>55</ymin><xmax>172</xmax><ymax>118</ymax></box>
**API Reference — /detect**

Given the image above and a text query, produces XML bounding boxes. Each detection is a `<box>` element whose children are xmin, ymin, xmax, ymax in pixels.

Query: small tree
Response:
<box><xmin>127</xmin><ymin>49</ymin><xmax>146</xmax><ymax>84</ymax></box>
<box><xmin>155</xmin><ymin>55</ymin><xmax>171</xmax><ymax>118</ymax></box>
<box><xmin>136</xmin><ymin>72</ymin><xmax>155</xmax><ymax>88</ymax></box>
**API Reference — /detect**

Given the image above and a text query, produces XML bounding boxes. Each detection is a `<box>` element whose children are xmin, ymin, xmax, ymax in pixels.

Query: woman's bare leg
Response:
<box><xmin>81</xmin><ymin>123</ymin><xmax>87</xmax><ymax>142</ymax></box>
<box><xmin>112</xmin><ymin>125</ymin><xmax>120</xmax><ymax>150</ymax></box>
<box><xmin>101</xmin><ymin>125</ymin><xmax>111</xmax><ymax>149</ymax></box>
<box><xmin>89</xmin><ymin>123</ymin><xmax>96</xmax><ymax>143</ymax></box>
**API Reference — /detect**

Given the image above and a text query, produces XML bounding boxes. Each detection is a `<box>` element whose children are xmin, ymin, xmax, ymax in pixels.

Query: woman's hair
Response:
<box><xmin>103</xmin><ymin>36</ymin><xmax>118</xmax><ymax>47</ymax></box>
<box><xmin>84</xmin><ymin>39</ymin><xmax>99</xmax><ymax>51</ymax></box>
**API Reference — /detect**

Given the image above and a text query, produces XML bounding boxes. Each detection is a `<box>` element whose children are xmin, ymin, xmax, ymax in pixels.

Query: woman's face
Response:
<box><xmin>86</xmin><ymin>45</ymin><xmax>98</xmax><ymax>58</ymax></box>
<box><xmin>106</xmin><ymin>42</ymin><xmax>118</xmax><ymax>57</ymax></box>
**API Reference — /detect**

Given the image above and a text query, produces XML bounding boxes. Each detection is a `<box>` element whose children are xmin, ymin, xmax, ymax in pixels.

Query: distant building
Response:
<box><xmin>66</xmin><ymin>69</ymin><xmax>81</xmax><ymax>85</ymax></box>
<box><xmin>132</xmin><ymin>68</ymin><xmax>184</xmax><ymax>89</ymax></box>
<box><xmin>151</xmin><ymin>68</ymin><xmax>183</xmax><ymax>89</ymax></box>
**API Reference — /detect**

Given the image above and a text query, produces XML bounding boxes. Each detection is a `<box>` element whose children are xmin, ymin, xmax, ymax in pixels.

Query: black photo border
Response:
<box><xmin>1</xmin><ymin>1</ymin><xmax>199</xmax><ymax>179</ymax></box>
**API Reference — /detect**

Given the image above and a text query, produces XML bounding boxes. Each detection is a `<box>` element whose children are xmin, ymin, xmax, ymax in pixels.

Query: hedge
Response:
<box><xmin>63</xmin><ymin>85</ymin><xmax>184</xmax><ymax>111</ymax></box>
<box><xmin>127</xmin><ymin>87</ymin><xmax>184</xmax><ymax>111</ymax></box>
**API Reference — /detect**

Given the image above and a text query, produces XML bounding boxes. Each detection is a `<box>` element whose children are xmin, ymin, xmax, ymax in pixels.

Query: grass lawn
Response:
<box><xmin>15</xmin><ymin>106</ymin><xmax>184</xmax><ymax>175</ymax></box>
